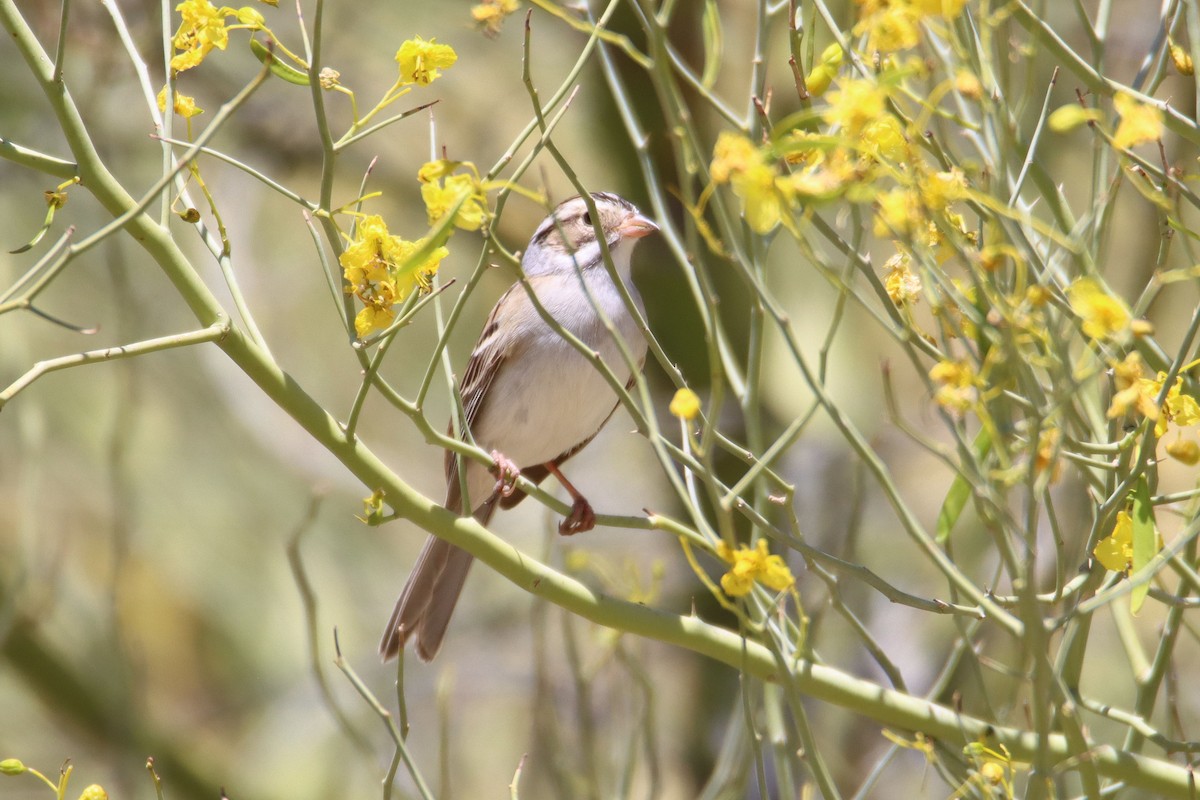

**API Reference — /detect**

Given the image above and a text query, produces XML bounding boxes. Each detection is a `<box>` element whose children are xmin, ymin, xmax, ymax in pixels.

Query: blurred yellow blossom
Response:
<box><xmin>823</xmin><ymin>77</ymin><xmax>889</xmax><ymax>135</ymax></box>
<box><xmin>875</xmin><ymin>187</ymin><xmax>921</xmax><ymax>237</ymax></box>
<box><xmin>1068</xmin><ymin>278</ymin><xmax>1129</xmax><ymax>340</ymax></box>
<box><xmin>1112</xmin><ymin>93</ymin><xmax>1164</xmax><ymax>149</ymax></box>
<box><xmin>1141</xmin><ymin>371</ymin><xmax>1200</xmax><ymax>437</ymax></box>
<box><xmin>1107</xmin><ymin>352</ymin><xmax>1159</xmax><ymax>421</ymax></box>
<box><xmin>78</xmin><ymin>786</ymin><xmax>109</xmax><ymax>800</ymax></box>
<box><xmin>860</xmin><ymin>115</ymin><xmax>908</xmax><ymax>161</ymax></box>
<box><xmin>710</xmin><ymin>133</ymin><xmax>788</xmax><ymax>233</ymax></box>
<box><xmin>860</xmin><ymin>4</ymin><xmax>921</xmax><ymax>52</ymax></box>
<box><xmin>854</xmin><ymin>0</ymin><xmax>966</xmax><ymax>53</ymax></box>
<box><xmin>883</xmin><ymin>252</ymin><xmax>921</xmax><ymax>305</ymax></box>
<box><xmin>716</xmin><ymin>539</ymin><xmax>795</xmax><ymax>596</ymax></box>
<box><xmin>157</xmin><ymin>87</ymin><xmax>204</xmax><ymax>118</ymax></box>
<box><xmin>711</xmin><ymin>132</ymin><xmax>759</xmax><ymax>183</ymax></box>
<box><xmin>472</xmin><ymin>0</ymin><xmax>520</xmax><ymax>35</ymax></box>
<box><xmin>670</xmin><ymin>387</ymin><xmax>701</xmax><ymax>420</ymax></box>
<box><xmin>919</xmin><ymin>167</ymin><xmax>968</xmax><ymax>211</ymax></box>
<box><xmin>929</xmin><ymin>359</ymin><xmax>979</xmax><ymax>412</ymax></box>
<box><xmin>1048</xmin><ymin>104</ymin><xmax>1103</xmax><ymax>133</ymax></box>
<box><xmin>1167</xmin><ymin>437</ymin><xmax>1200</xmax><ymax>465</ymax></box>
<box><xmin>955</xmin><ymin>69</ymin><xmax>982</xmax><ymax>99</ymax></box>
<box><xmin>396</xmin><ymin>36</ymin><xmax>457</xmax><ymax>86</ymax></box>
<box><xmin>1093</xmin><ymin>510</ymin><xmax>1133</xmax><ymax>572</ymax></box>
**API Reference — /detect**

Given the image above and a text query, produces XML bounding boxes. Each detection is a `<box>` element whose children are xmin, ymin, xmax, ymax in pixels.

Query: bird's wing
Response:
<box><xmin>444</xmin><ymin>280</ymin><xmax>534</xmax><ymax>511</ymax></box>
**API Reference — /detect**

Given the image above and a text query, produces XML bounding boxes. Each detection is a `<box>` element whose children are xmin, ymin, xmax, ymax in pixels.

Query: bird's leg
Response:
<box><xmin>545</xmin><ymin>462</ymin><xmax>596</xmax><ymax>535</ymax></box>
<box><xmin>490</xmin><ymin>450</ymin><xmax>522</xmax><ymax>498</ymax></box>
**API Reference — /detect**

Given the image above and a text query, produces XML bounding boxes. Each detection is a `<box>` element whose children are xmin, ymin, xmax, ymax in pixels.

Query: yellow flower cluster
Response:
<box><xmin>396</xmin><ymin>36</ymin><xmax>457</xmax><ymax>86</ymax></box>
<box><xmin>716</xmin><ymin>540</ymin><xmax>795</xmax><ymax>597</ymax></box>
<box><xmin>1107</xmin><ymin>352</ymin><xmax>1200</xmax><ymax>457</ymax></box>
<box><xmin>170</xmin><ymin>0</ymin><xmax>264</xmax><ymax>73</ymax></box>
<box><xmin>854</xmin><ymin>0</ymin><xmax>968</xmax><ymax>53</ymax></box>
<box><xmin>340</xmin><ymin>215</ymin><xmax>449</xmax><ymax>338</ymax></box>
<box><xmin>709</xmin><ymin>75</ymin><xmax>912</xmax><ymax>235</ymax></box>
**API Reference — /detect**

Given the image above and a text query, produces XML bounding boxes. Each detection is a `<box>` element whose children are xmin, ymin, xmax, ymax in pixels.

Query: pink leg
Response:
<box><xmin>491</xmin><ymin>450</ymin><xmax>522</xmax><ymax>498</ymax></box>
<box><xmin>545</xmin><ymin>463</ymin><xmax>596</xmax><ymax>535</ymax></box>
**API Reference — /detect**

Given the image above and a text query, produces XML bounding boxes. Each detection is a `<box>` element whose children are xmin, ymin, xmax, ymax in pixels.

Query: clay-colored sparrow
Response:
<box><xmin>380</xmin><ymin>192</ymin><xmax>658</xmax><ymax>662</ymax></box>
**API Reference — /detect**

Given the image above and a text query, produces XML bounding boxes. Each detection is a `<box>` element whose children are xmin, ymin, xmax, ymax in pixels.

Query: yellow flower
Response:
<box><xmin>929</xmin><ymin>359</ymin><xmax>979</xmax><ymax>412</ymax></box>
<box><xmin>670</xmin><ymin>387</ymin><xmax>701</xmax><ymax>420</ymax></box>
<box><xmin>710</xmin><ymin>134</ymin><xmax>790</xmax><ymax>232</ymax></box>
<box><xmin>1112</xmin><ymin>92</ymin><xmax>1164</xmax><ymax>150</ymax></box>
<box><xmin>78</xmin><ymin>786</ymin><xmax>109</xmax><ymax>800</ymax></box>
<box><xmin>1068</xmin><ymin>278</ymin><xmax>1130</xmax><ymax>341</ymax></box>
<box><xmin>1140</xmin><ymin>371</ymin><xmax>1200</xmax><ymax>437</ymax></box>
<box><xmin>954</xmin><ymin>69</ymin><xmax>982</xmax><ymax>99</ymax></box>
<box><xmin>157</xmin><ymin>86</ymin><xmax>204</xmax><ymax>118</ymax></box>
<box><xmin>859</xmin><ymin>114</ymin><xmax>908</xmax><ymax>162</ymax></box>
<box><xmin>1107</xmin><ymin>352</ymin><xmax>1160</xmax><ymax>422</ymax></box>
<box><xmin>1094</xmin><ymin>510</ymin><xmax>1134</xmax><ymax>572</ymax></box>
<box><xmin>711</xmin><ymin>132</ymin><xmax>759</xmax><ymax>183</ymax></box>
<box><xmin>908</xmin><ymin>0</ymin><xmax>967</xmax><ymax>16</ymax></box>
<box><xmin>1048</xmin><ymin>105</ymin><xmax>1103</xmax><ymax>133</ymax></box>
<box><xmin>420</xmin><ymin>171</ymin><xmax>488</xmax><ymax>231</ymax></box>
<box><xmin>823</xmin><ymin>77</ymin><xmax>889</xmax><ymax>136</ymax></box>
<box><xmin>874</xmin><ymin>187</ymin><xmax>921</xmax><ymax>237</ymax></box>
<box><xmin>860</xmin><ymin>5</ymin><xmax>921</xmax><ymax>52</ymax></box>
<box><xmin>396</xmin><ymin>36</ymin><xmax>457</xmax><ymax>86</ymax></box>
<box><xmin>170</xmin><ymin>0</ymin><xmax>230</xmax><ymax>73</ymax></box>
<box><xmin>1167</xmin><ymin>437</ymin><xmax>1200</xmax><ymax>465</ymax></box>
<box><xmin>732</xmin><ymin>164</ymin><xmax>787</xmax><ymax>234</ymax></box>
<box><xmin>710</xmin><ymin>131</ymin><xmax>794</xmax><ymax>232</ymax></box>
<box><xmin>919</xmin><ymin>167</ymin><xmax>967</xmax><ymax>211</ymax></box>
<box><xmin>472</xmin><ymin>0</ymin><xmax>520</xmax><ymax>35</ymax></box>
<box><xmin>883</xmin><ymin>252</ymin><xmax>921</xmax><ymax>305</ymax></box>
<box><xmin>716</xmin><ymin>539</ymin><xmax>795</xmax><ymax>597</ymax></box>
<box><xmin>340</xmin><ymin>215</ymin><xmax>449</xmax><ymax>337</ymax></box>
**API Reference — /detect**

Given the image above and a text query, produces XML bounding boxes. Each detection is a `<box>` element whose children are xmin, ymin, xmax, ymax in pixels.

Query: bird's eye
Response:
<box><xmin>582</xmin><ymin>211</ymin><xmax>592</xmax><ymax>226</ymax></box>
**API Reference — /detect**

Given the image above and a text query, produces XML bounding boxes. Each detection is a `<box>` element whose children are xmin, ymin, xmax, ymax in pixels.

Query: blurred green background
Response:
<box><xmin>2</xmin><ymin>0</ymin><xmax>1196</xmax><ymax>798</ymax></box>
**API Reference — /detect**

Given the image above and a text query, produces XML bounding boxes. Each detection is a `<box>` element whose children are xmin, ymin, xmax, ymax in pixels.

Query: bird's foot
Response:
<box><xmin>491</xmin><ymin>450</ymin><xmax>522</xmax><ymax>498</ymax></box>
<box><xmin>558</xmin><ymin>496</ymin><xmax>596</xmax><ymax>536</ymax></box>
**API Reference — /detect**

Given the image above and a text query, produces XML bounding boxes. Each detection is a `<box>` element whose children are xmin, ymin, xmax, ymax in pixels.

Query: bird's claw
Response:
<box><xmin>491</xmin><ymin>450</ymin><xmax>522</xmax><ymax>498</ymax></box>
<box><xmin>558</xmin><ymin>496</ymin><xmax>596</xmax><ymax>536</ymax></box>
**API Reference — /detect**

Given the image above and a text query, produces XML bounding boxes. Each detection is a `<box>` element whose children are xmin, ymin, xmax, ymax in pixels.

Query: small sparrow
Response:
<box><xmin>380</xmin><ymin>192</ymin><xmax>659</xmax><ymax>662</ymax></box>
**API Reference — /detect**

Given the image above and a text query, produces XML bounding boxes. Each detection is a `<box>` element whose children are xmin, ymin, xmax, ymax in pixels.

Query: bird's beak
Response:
<box><xmin>618</xmin><ymin>212</ymin><xmax>659</xmax><ymax>239</ymax></box>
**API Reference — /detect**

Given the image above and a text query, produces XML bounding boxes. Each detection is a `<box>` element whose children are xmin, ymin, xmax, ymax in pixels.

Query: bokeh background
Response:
<box><xmin>2</xmin><ymin>0</ymin><xmax>1197</xmax><ymax>798</ymax></box>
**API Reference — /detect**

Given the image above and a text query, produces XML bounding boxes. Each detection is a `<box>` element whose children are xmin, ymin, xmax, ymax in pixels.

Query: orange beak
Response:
<box><xmin>618</xmin><ymin>212</ymin><xmax>659</xmax><ymax>239</ymax></box>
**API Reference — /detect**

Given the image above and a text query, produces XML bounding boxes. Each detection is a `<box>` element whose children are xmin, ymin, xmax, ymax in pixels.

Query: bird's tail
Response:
<box><xmin>379</xmin><ymin>500</ymin><xmax>496</xmax><ymax>662</ymax></box>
